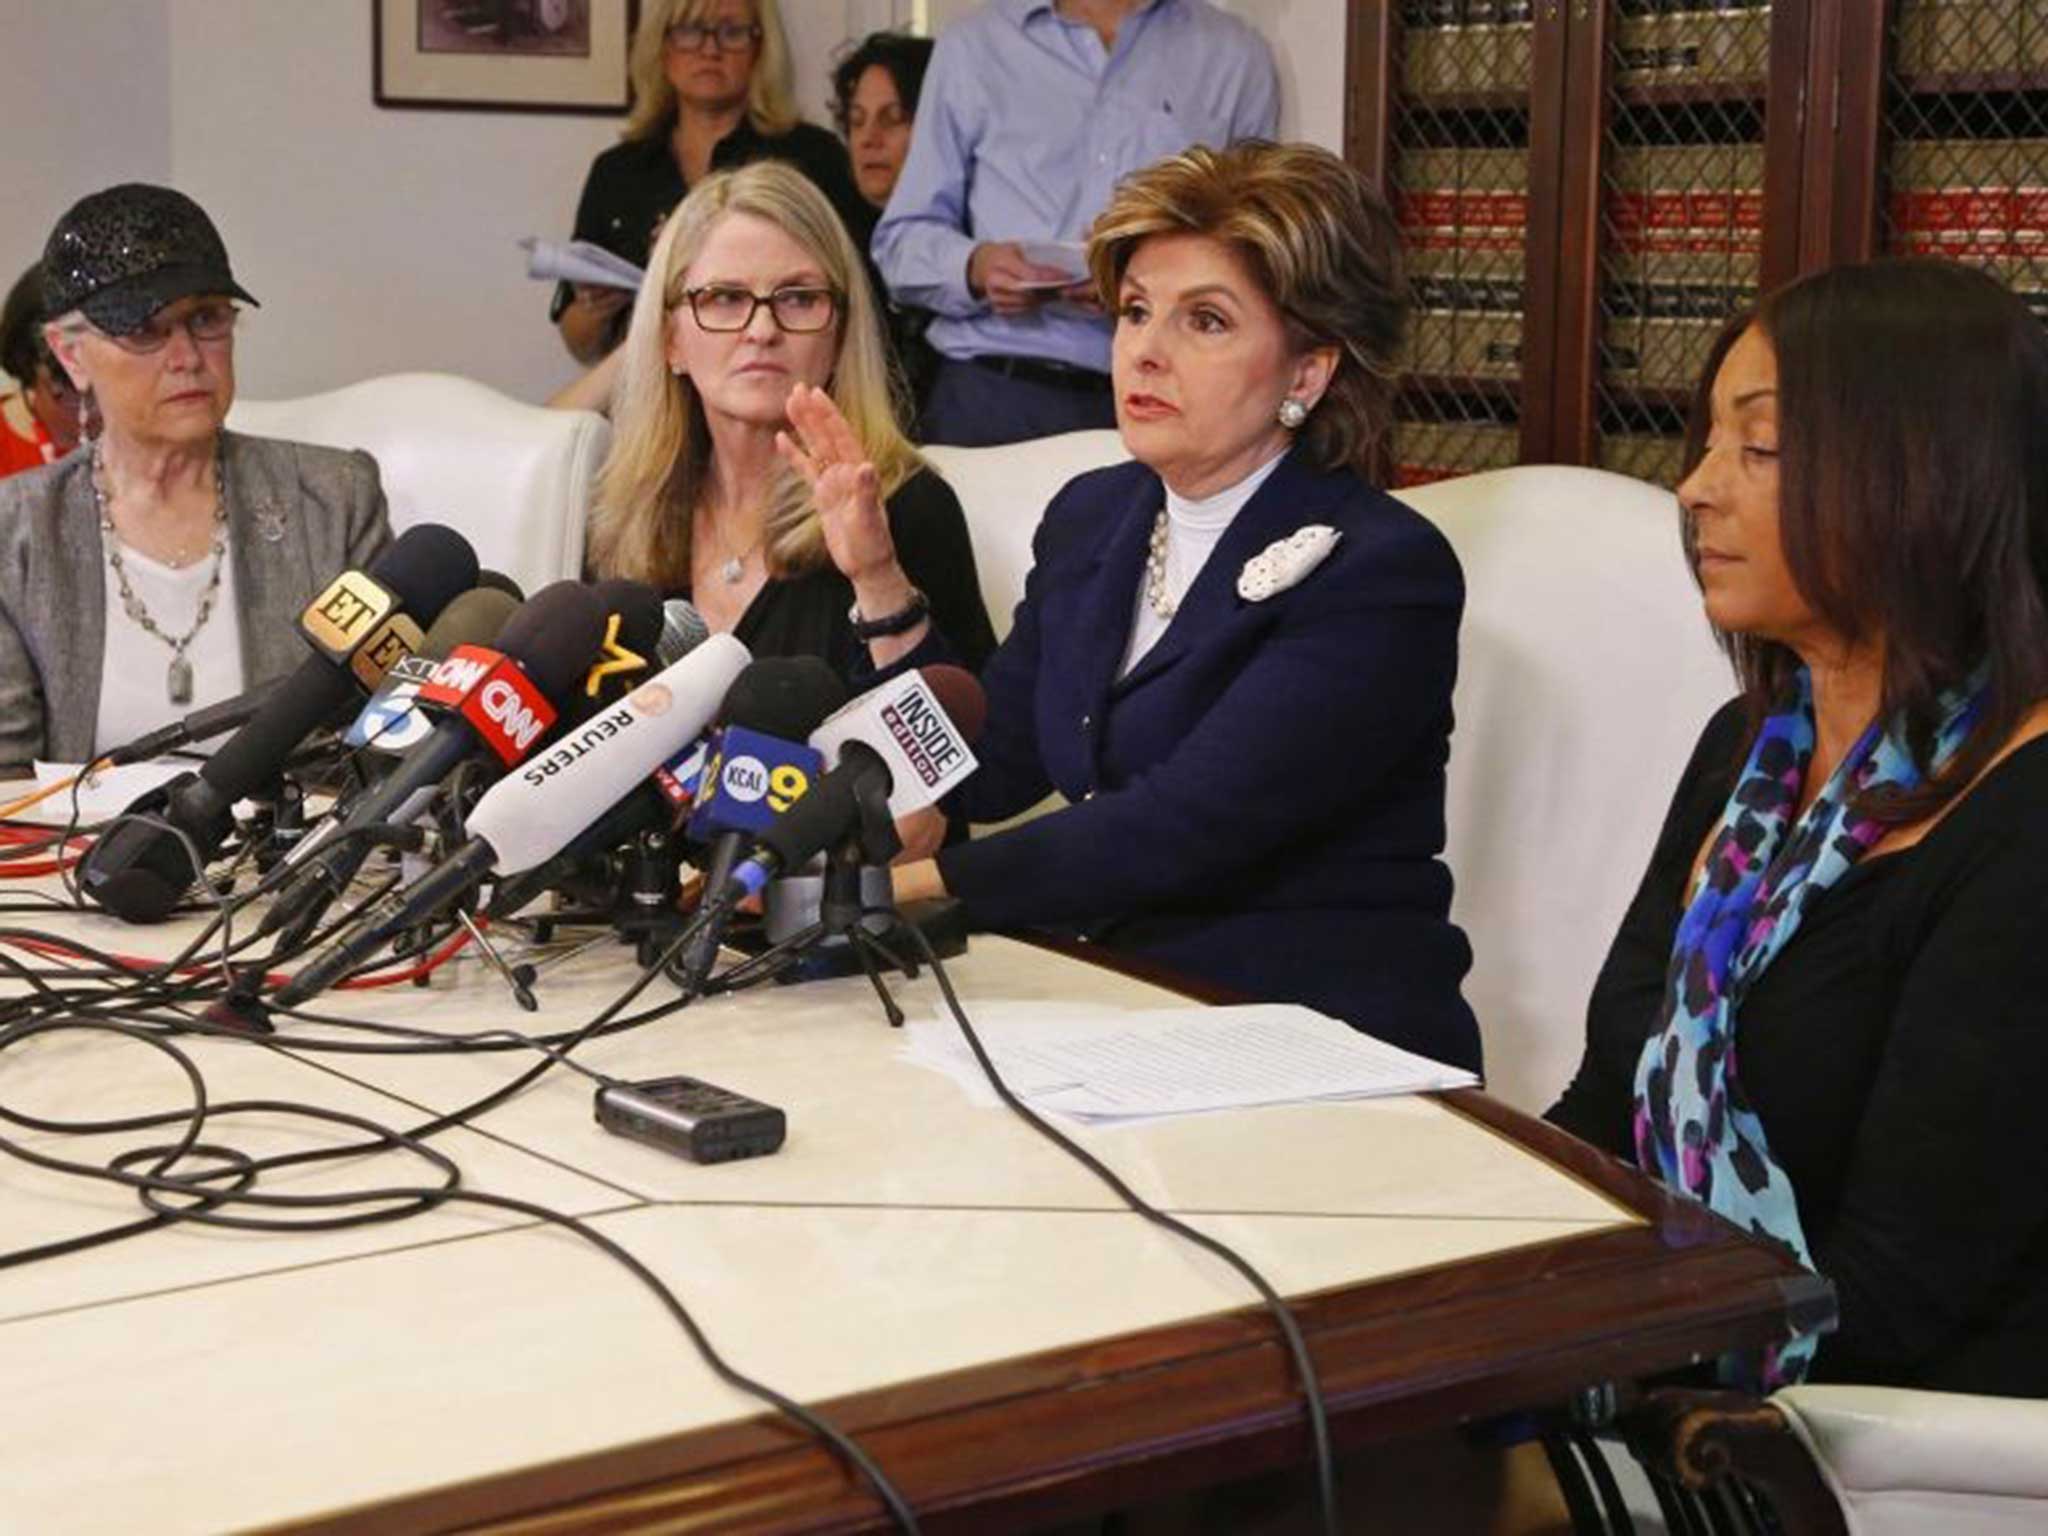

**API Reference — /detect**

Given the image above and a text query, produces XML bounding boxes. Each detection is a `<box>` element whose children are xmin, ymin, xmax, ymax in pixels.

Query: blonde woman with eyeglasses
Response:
<box><xmin>588</xmin><ymin>161</ymin><xmax>994</xmax><ymax>681</ymax></box>
<box><xmin>0</xmin><ymin>184</ymin><xmax>390</xmax><ymax>770</ymax></box>
<box><xmin>552</xmin><ymin>0</ymin><xmax>873</xmax><ymax>367</ymax></box>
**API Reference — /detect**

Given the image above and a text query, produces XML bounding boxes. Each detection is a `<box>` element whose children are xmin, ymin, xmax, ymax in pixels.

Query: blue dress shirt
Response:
<box><xmin>872</xmin><ymin>0</ymin><xmax>1279</xmax><ymax>374</ymax></box>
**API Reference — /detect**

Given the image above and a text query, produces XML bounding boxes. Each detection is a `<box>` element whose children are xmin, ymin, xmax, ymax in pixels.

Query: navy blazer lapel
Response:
<box><xmin>1056</xmin><ymin>467</ymin><xmax>1162</xmax><ymax>723</ymax></box>
<box><xmin>1114</xmin><ymin>447</ymin><xmax>1344</xmax><ymax>694</ymax></box>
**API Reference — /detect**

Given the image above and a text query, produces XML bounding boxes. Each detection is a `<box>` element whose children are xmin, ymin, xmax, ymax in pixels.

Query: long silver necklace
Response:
<box><xmin>92</xmin><ymin>440</ymin><xmax>229</xmax><ymax>706</ymax></box>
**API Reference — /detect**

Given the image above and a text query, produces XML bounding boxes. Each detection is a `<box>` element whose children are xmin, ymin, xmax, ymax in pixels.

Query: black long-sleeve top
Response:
<box><xmin>685</xmin><ymin>467</ymin><xmax>995</xmax><ymax>687</ymax></box>
<box><xmin>1549</xmin><ymin>698</ymin><xmax>2048</xmax><ymax>1397</ymax></box>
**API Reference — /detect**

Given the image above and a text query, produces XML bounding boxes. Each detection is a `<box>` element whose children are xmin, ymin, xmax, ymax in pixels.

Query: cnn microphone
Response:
<box><xmin>80</xmin><ymin>524</ymin><xmax>480</xmax><ymax>923</ymax></box>
<box><xmin>261</xmin><ymin>582</ymin><xmax>608</xmax><ymax>940</ymax></box>
<box><xmin>272</xmin><ymin>634</ymin><xmax>750</xmax><ymax>1007</ymax></box>
<box><xmin>341</xmin><ymin>585</ymin><xmax>523</xmax><ymax>759</ymax></box>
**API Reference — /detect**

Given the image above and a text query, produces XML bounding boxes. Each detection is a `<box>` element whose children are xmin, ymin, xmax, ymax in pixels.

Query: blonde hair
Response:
<box><xmin>623</xmin><ymin>0</ymin><xmax>799</xmax><ymax>141</ymax></box>
<box><xmin>1086</xmin><ymin>140</ymin><xmax>1408</xmax><ymax>479</ymax></box>
<box><xmin>590</xmin><ymin>161</ymin><xmax>919</xmax><ymax>589</ymax></box>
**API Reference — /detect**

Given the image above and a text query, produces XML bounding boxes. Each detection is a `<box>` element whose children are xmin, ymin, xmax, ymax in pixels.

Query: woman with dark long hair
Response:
<box><xmin>1550</xmin><ymin>259</ymin><xmax>2048</xmax><ymax>1395</ymax></box>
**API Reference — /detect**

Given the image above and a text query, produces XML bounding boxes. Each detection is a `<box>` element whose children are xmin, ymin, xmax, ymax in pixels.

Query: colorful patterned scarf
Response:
<box><xmin>1631</xmin><ymin>666</ymin><xmax>1985</xmax><ymax>1387</ymax></box>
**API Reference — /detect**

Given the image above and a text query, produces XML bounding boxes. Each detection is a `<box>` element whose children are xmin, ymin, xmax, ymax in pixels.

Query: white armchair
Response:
<box><xmin>227</xmin><ymin>372</ymin><xmax>608</xmax><ymax>597</ymax></box>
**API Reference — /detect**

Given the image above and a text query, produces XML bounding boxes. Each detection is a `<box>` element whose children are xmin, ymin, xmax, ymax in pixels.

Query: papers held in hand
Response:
<box><xmin>903</xmin><ymin>1002</ymin><xmax>1479</xmax><ymax>1126</ymax></box>
<box><xmin>521</xmin><ymin>237</ymin><xmax>645</xmax><ymax>293</ymax></box>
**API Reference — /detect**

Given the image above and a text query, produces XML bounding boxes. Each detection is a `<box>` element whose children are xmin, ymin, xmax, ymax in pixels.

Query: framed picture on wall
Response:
<box><xmin>374</xmin><ymin>0</ymin><xmax>639</xmax><ymax>114</ymax></box>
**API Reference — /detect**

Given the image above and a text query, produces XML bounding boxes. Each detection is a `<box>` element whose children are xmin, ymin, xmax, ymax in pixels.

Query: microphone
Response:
<box><xmin>473</xmin><ymin>600</ymin><xmax>719</xmax><ymax>922</ymax></box>
<box><xmin>102</xmin><ymin>681</ymin><xmax>285</xmax><ymax>766</ymax></box>
<box><xmin>80</xmin><ymin>524</ymin><xmax>480</xmax><ymax>923</ymax></box>
<box><xmin>341</xmin><ymin>586</ymin><xmax>523</xmax><ymax>759</ymax></box>
<box><xmin>260</xmin><ymin>582</ymin><xmax>608</xmax><ymax>939</ymax></box>
<box><xmin>271</xmin><ymin>634</ymin><xmax>750</xmax><ymax>1007</ymax></box>
<box><xmin>674</xmin><ymin>657</ymin><xmax>848</xmax><ymax>991</ymax></box>
<box><xmin>717</xmin><ymin>667</ymin><xmax>987</xmax><ymax>908</ymax></box>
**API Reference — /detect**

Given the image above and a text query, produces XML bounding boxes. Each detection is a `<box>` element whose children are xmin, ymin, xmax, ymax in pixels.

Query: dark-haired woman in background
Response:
<box><xmin>1550</xmin><ymin>260</ymin><xmax>2048</xmax><ymax>1395</ymax></box>
<box><xmin>0</xmin><ymin>266</ymin><xmax>81</xmax><ymax>478</ymax></box>
<box><xmin>830</xmin><ymin>30</ymin><xmax>937</xmax><ymax>410</ymax></box>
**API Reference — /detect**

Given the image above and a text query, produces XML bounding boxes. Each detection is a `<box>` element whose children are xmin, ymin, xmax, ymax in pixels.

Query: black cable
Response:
<box><xmin>894</xmin><ymin>918</ymin><xmax>1340</xmax><ymax>1536</ymax></box>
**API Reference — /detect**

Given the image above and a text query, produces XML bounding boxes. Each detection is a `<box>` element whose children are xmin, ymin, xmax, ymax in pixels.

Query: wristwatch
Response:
<box><xmin>848</xmin><ymin>586</ymin><xmax>930</xmax><ymax>639</ymax></box>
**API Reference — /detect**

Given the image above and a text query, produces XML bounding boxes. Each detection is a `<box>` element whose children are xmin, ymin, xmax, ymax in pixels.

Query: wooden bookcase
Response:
<box><xmin>1349</xmin><ymin>0</ymin><xmax>2048</xmax><ymax>488</ymax></box>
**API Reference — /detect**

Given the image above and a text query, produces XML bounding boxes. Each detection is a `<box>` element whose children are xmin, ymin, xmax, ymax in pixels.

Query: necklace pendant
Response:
<box><xmin>720</xmin><ymin>555</ymin><xmax>745</xmax><ymax>584</ymax></box>
<box><xmin>167</xmin><ymin>654</ymin><xmax>194</xmax><ymax>706</ymax></box>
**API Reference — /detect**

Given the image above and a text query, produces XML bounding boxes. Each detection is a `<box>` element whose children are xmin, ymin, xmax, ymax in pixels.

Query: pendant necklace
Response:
<box><xmin>92</xmin><ymin>441</ymin><xmax>229</xmax><ymax>706</ymax></box>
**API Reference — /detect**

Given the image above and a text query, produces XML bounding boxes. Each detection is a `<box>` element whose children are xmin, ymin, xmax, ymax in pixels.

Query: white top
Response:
<box><xmin>1118</xmin><ymin>450</ymin><xmax>1288</xmax><ymax>679</ymax></box>
<box><xmin>94</xmin><ymin>539</ymin><xmax>244</xmax><ymax>757</ymax></box>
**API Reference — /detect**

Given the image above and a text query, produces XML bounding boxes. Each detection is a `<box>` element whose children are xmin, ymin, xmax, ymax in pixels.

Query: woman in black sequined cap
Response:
<box><xmin>0</xmin><ymin>183</ymin><xmax>390</xmax><ymax>767</ymax></box>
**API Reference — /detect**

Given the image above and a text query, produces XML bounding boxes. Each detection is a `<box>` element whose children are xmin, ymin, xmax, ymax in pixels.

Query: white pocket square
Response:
<box><xmin>1237</xmin><ymin>525</ymin><xmax>1343</xmax><ymax>602</ymax></box>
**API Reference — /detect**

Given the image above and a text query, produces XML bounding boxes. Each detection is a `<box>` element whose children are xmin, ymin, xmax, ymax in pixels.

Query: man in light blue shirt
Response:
<box><xmin>873</xmin><ymin>0</ymin><xmax>1279</xmax><ymax>445</ymax></box>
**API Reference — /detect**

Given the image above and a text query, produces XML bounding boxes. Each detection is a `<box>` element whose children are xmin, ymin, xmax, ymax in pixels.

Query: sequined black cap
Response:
<box><xmin>41</xmin><ymin>183</ymin><xmax>258</xmax><ymax>336</ymax></box>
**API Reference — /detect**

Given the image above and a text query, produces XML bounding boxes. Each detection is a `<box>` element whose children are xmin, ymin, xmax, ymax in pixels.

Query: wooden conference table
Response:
<box><xmin>0</xmin><ymin>889</ymin><xmax>1812</xmax><ymax>1534</ymax></box>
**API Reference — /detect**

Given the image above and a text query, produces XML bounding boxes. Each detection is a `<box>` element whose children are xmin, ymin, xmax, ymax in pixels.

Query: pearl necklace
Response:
<box><xmin>1144</xmin><ymin>508</ymin><xmax>1176</xmax><ymax>619</ymax></box>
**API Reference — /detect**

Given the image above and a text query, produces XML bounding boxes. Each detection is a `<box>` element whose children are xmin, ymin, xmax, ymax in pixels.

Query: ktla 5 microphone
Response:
<box><xmin>713</xmin><ymin>667</ymin><xmax>987</xmax><ymax>910</ymax></box>
<box><xmin>80</xmin><ymin>525</ymin><xmax>480</xmax><ymax>923</ymax></box>
<box><xmin>271</xmin><ymin>634</ymin><xmax>751</xmax><ymax>1007</ymax></box>
<box><xmin>261</xmin><ymin>582</ymin><xmax>608</xmax><ymax>939</ymax></box>
<box><xmin>343</xmin><ymin>585</ymin><xmax>523</xmax><ymax>758</ymax></box>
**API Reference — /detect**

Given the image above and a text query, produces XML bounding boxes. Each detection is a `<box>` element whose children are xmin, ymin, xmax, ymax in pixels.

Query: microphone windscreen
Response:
<box><xmin>419</xmin><ymin>587</ymin><xmax>521</xmax><ymax>661</ymax></box>
<box><xmin>466</xmin><ymin>633</ymin><xmax>750</xmax><ymax>873</ymax></box>
<box><xmin>475</xmin><ymin>569</ymin><xmax>525</xmax><ymax>601</ymax></box>
<box><xmin>920</xmin><ymin>665</ymin><xmax>988</xmax><ymax>746</ymax></box>
<box><xmin>493</xmin><ymin>581</ymin><xmax>609</xmax><ymax>704</ymax></box>
<box><xmin>369</xmin><ymin>523</ymin><xmax>482</xmax><ymax>626</ymax></box>
<box><xmin>658</xmin><ymin>598</ymin><xmax>711</xmax><ymax>664</ymax></box>
<box><xmin>590</xmin><ymin>579</ymin><xmax>665</xmax><ymax>670</ymax></box>
<box><xmin>719</xmin><ymin>656</ymin><xmax>848</xmax><ymax>738</ymax></box>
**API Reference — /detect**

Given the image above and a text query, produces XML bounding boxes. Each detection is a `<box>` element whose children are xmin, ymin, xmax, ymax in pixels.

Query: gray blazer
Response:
<box><xmin>0</xmin><ymin>430</ymin><xmax>393</xmax><ymax>768</ymax></box>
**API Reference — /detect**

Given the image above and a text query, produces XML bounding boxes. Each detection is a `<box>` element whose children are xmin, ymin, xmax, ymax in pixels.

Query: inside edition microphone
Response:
<box><xmin>271</xmin><ymin>633</ymin><xmax>751</xmax><ymax>1008</ymax></box>
<box><xmin>80</xmin><ymin>524</ymin><xmax>480</xmax><ymax>923</ymax></box>
<box><xmin>673</xmin><ymin>655</ymin><xmax>848</xmax><ymax>993</ymax></box>
<box><xmin>709</xmin><ymin>666</ymin><xmax>986</xmax><ymax>913</ymax></box>
<box><xmin>260</xmin><ymin>581</ymin><xmax>609</xmax><ymax>943</ymax></box>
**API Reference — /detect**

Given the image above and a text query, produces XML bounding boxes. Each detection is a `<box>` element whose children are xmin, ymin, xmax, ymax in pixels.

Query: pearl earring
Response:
<box><xmin>1277</xmin><ymin>397</ymin><xmax>1309</xmax><ymax>430</ymax></box>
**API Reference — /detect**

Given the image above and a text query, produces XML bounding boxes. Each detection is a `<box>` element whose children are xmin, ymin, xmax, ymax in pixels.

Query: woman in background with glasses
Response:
<box><xmin>588</xmin><ymin>161</ymin><xmax>993</xmax><ymax>680</ymax></box>
<box><xmin>0</xmin><ymin>184</ymin><xmax>390</xmax><ymax>769</ymax></box>
<box><xmin>553</xmin><ymin>0</ymin><xmax>872</xmax><ymax>367</ymax></box>
<box><xmin>0</xmin><ymin>267</ymin><xmax>82</xmax><ymax>479</ymax></box>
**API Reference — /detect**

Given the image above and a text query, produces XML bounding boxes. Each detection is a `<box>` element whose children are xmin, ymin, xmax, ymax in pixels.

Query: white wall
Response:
<box><xmin>0</xmin><ymin>0</ymin><xmax>173</xmax><ymax>308</ymax></box>
<box><xmin>164</xmin><ymin>0</ymin><xmax>620</xmax><ymax>402</ymax></box>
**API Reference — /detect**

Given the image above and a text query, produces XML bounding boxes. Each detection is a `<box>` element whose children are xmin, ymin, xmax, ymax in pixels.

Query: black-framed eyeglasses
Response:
<box><xmin>95</xmin><ymin>301</ymin><xmax>242</xmax><ymax>356</ymax></box>
<box><xmin>678</xmin><ymin>284</ymin><xmax>841</xmax><ymax>333</ymax></box>
<box><xmin>665</xmin><ymin>20</ymin><xmax>763</xmax><ymax>54</ymax></box>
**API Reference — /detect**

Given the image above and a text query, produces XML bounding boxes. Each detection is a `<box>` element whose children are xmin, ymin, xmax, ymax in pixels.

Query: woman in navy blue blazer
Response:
<box><xmin>824</xmin><ymin>141</ymin><xmax>1477</xmax><ymax>1070</ymax></box>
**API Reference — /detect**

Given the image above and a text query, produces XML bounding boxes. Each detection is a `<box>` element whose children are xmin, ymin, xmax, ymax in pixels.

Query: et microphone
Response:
<box><xmin>80</xmin><ymin>524</ymin><xmax>480</xmax><ymax>923</ymax></box>
<box><xmin>272</xmin><ymin>633</ymin><xmax>750</xmax><ymax>1007</ymax></box>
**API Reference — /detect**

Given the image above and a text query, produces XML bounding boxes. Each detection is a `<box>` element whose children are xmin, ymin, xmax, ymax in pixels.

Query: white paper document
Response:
<box><xmin>1009</xmin><ymin>239</ymin><xmax>1090</xmax><ymax>289</ymax></box>
<box><xmin>30</xmin><ymin>760</ymin><xmax>192</xmax><ymax>822</ymax></box>
<box><xmin>902</xmin><ymin>1001</ymin><xmax>1478</xmax><ymax>1126</ymax></box>
<box><xmin>520</xmin><ymin>237</ymin><xmax>645</xmax><ymax>293</ymax></box>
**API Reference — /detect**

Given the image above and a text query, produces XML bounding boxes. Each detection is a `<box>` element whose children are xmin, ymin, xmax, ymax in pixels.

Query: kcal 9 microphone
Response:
<box><xmin>343</xmin><ymin>585</ymin><xmax>523</xmax><ymax>758</ymax></box>
<box><xmin>272</xmin><ymin>634</ymin><xmax>751</xmax><ymax>1007</ymax></box>
<box><xmin>261</xmin><ymin>582</ymin><xmax>607</xmax><ymax>939</ymax></box>
<box><xmin>714</xmin><ymin>667</ymin><xmax>986</xmax><ymax>910</ymax></box>
<box><xmin>81</xmin><ymin>524</ymin><xmax>480</xmax><ymax>923</ymax></box>
<box><xmin>672</xmin><ymin>657</ymin><xmax>847</xmax><ymax>989</ymax></box>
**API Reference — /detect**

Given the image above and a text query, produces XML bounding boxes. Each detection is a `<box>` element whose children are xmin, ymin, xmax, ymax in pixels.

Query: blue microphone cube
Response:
<box><xmin>687</xmin><ymin>726</ymin><xmax>825</xmax><ymax>841</ymax></box>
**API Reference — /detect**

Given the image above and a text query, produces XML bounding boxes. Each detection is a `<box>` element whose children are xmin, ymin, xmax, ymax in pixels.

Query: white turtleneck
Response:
<box><xmin>1117</xmin><ymin>448</ymin><xmax>1288</xmax><ymax>679</ymax></box>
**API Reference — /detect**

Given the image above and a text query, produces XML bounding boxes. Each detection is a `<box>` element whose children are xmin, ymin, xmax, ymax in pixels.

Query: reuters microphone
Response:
<box><xmin>80</xmin><ymin>524</ymin><xmax>479</xmax><ymax>923</ymax></box>
<box><xmin>272</xmin><ymin>634</ymin><xmax>751</xmax><ymax>1007</ymax></box>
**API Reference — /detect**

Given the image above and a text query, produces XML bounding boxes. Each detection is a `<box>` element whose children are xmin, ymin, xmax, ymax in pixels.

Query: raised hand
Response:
<box><xmin>776</xmin><ymin>382</ymin><xmax>899</xmax><ymax>588</ymax></box>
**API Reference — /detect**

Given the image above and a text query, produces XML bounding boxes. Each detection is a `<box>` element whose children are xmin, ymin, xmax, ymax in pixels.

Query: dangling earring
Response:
<box><xmin>1277</xmin><ymin>397</ymin><xmax>1309</xmax><ymax>430</ymax></box>
<box><xmin>79</xmin><ymin>386</ymin><xmax>102</xmax><ymax>443</ymax></box>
